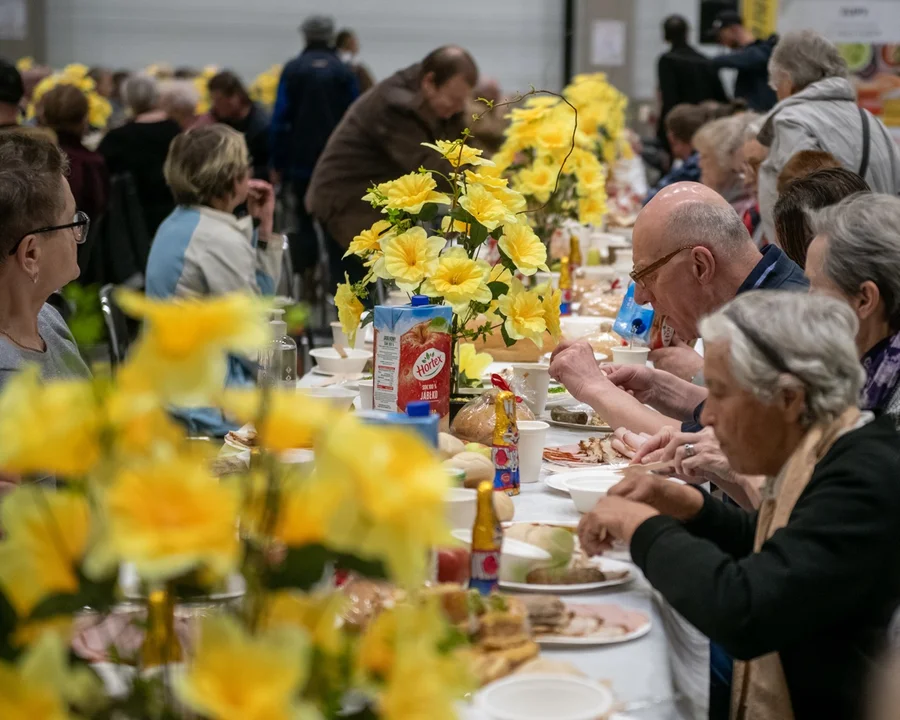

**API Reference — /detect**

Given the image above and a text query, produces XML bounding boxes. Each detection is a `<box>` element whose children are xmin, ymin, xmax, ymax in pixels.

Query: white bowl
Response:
<box><xmin>309</xmin><ymin>348</ymin><xmax>371</xmax><ymax>375</ymax></box>
<box><xmin>299</xmin><ymin>386</ymin><xmax>359</xmax><ymax>411</ymax></box>
<box><xmin>559</xmin><ymin>316</ymin><xmax>604</xmax><ymax>341</ymax></box>
<box><xmin>478</xmin><ymin>674</ymin><xmax>615</xmax><ymax>720</ymax></box>
<box><xmin>445</xmin><ymin>487</ymin><xmax>477</xmax><ymax>529</ymax></box>
<box><xmin>562</xmin><ymin>468</ymin><xmax>626</xmax><ymax>513</ymax></box>
<box><xmin>330</xmin><ymin>321</ymin><xmax>367</xmax><ymax>350</ymax></box>
<box><xmin>451</xmin><ymin>528</ymin><xmax>551</xmax><ymax>583</ymax></box>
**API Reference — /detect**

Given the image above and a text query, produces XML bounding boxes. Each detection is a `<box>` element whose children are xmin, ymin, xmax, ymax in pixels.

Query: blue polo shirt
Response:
<box><xmin>682</xmin><ymin>245</ymin><xmax>808</xmax><ymax>433</ymax></box>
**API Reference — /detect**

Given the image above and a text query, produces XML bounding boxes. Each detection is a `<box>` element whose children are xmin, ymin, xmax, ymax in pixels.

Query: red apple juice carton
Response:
<box><xmin>373</xmin><ymin>296</ymin><xmax>453</xmax><ymax>428</ymax></box>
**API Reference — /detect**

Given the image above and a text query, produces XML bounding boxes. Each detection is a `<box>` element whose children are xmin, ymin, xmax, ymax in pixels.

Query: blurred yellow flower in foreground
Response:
<box><xmin>421</xmin><ymin>247</ymin><xmax>491</xmax><ymax>312</ymax></box>
<box><xmin>375</xmin><ymin>226</ymin><xmax>445</xmax><ymax>292</ymax></box>
<box><xmin>459</xmin><ymin>183</ymin><xmax>518</xmax><ymax>232</ymax></box>
<box><xmin>346</xmin><ymin>219</ymin><xmax>393</xmax><ymax>258</ymax></box>
<box><xmin>335</xmin><ymin>278</ymin><xmax>365</xmax><ymax>347</ymax></box>
<box><xmin>0</xmin><ymin>366</ymin><xmax>102</xmax><ymax>477</ymax></box>
<box><xmin>317</xmin><ymin>417</ymin><xmax>450</xmax><ymax>586</ymax></box>
<box><xmin>264</xmin><ymin>590</ymin><xmax>347</xmax><ymax>655</ymax></box>
<box><xmin>497</xmin><ymin>278</ymin><xmax>547</xmax><ymax>347</ymax></box>
<box><xmin>542</xmin><ymin>287</ymin><xmax>563</xmax><ymax>341</ymax></box>
<box><xmin>578</xmin><ymin>192</ymin><xmax>608</xmax><ymax>227</ymax></box>
<box><xmin>499</xmin><ymin>222</ymin><xmax>549</xmax><ymax>276</ymax></box>
<box><xmin>87</xmin><ymin>457</ymin><xmax>240</xmax><ymax>582</ymax></box>
<box><xmin>0</xmin><ymin>488</ymin><xmax>90</xmax><ymax>645</ymax></box>
<box><xmin>0</xmin><ymin>632</ymin><xmax>100</xmax><ymax>720</ymax></box>
<box><xmin>366</xmin><ymin>171</ymin><xmax>450</xmax><ymax>214</ymax></box>
<box><xmin>176</xmin><ymin>614</ymin><xmax>313</xmax><ymax>720</ymax></box>
<box><xmin>457</xmin><ymin>343</ymin><xmax>493</xmax><ymax>383</ymax></box>
<box><xmin>422</xmin><ymin>139</ymin><xmax>493</xmax><ymax>168</ymax></box>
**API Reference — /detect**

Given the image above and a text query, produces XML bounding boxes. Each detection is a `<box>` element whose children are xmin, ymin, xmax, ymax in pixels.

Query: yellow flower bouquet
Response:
<box><xmin>0</xmin><ymin>291</ymin><xmax>471</xmax><ymax>719</ymax></box>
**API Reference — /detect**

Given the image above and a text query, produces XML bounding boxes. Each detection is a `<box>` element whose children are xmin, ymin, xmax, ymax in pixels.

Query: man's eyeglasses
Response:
<box><xmin>630</xmin><ymin>245</ymin><xmax>697</xmax><ymax>287</ymax></box>
<box><xmin>10</xmin><ymin>211</ymin><xmax>91</xmax><ymax>256</ymax></box>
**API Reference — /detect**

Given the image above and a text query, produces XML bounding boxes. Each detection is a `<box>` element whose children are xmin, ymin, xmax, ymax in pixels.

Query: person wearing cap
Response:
<box><xmin>709</xmin><ymin>10</ymin><xmax>778</xmax><ymax>112</ymax></box>
<box><xmin>0</xmin><ymin>59</ymin><xmax>24</xmax><ymax>129</ymax></box>
<box><xmin>270</xmin><ymin>14</ymin><xmax>359</xmax><ymax>287</ymax></box>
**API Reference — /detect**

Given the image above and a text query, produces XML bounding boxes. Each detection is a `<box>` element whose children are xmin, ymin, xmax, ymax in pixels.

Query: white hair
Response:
<box><xmin>122</xmin><ymin>73</ymin><xmax>159</xmax><ymax>115</ymax></box>
<box><xmin>158</xmin><ymin>79</ymin><xmax>199</xmax><ymax>113</ymax></box>
<box><xmin>699</xmin><ymin>291</ymin><xmax>863</xmax><ymax>426</ymax></box>
<box><xmin>769</xmin><ymin>30</ymin><xmax>849</xmax><ymax>93</ymax></box>
<box><xmin>693</xmin><ymin>112</ymin><xmax>760</xmax><ymax>193</ymax></box>
<box><xmin>665</xmin><ymin>199</ymin><xmax>753</xmax><ymax>256</ymax></box>
<box><xmin>811</xmin><ymin>193</ymin><xmax>900</xmax><ymax>330</ymax></box>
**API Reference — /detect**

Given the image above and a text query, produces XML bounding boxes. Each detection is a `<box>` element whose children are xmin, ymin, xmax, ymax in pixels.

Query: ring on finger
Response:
<box><xmin>683</xmin><ymin>443</ymin><xmax>696</xmax><ymax>459</ymax></box>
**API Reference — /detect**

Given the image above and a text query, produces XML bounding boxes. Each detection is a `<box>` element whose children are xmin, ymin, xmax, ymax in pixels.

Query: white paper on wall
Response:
<box><xmin>591</xmin><ymin>19</ymin><xmax>626</xmax><ymax>67</ymax></box>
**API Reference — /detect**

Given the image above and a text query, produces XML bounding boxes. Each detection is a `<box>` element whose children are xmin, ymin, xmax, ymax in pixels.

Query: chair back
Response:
<box><xmin>99</xmin><ymin>284</ymin><xmax>131</xmax><ymax>369</ymax></box>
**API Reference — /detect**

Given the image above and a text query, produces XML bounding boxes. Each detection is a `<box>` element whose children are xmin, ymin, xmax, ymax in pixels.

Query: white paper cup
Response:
<box><xmin>511</xmin><ymin>363</ymin><xmax>551</xmax><ymax>416</ymax></box>
<box><xmin>357</xmin><ymin>379</ymin><xmax>374</xmax><ymax>410</ymax></box>
<box><xmin>517</xmin><ymin>420</ymin><xmax>549</xmax><ymax>484</ymax></box>
<box><xmin>612</xmin><ymin>346</ymin><xmax>650</xmax><ymax>366</ymax></box>
<box><xmin>330</xmin><ymin>321</ymin><xmax>366</xmax><ymax>349</ymax></box>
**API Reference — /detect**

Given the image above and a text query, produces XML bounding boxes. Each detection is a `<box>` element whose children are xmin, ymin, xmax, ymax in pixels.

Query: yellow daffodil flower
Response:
<box><xmin>87</xmin><ymin>457</ymin><xmax>241</xmax><ymax>582</ymax></box>
<box><xmin>459</xmin><ymin>184</ymin><xmax>518</xmax><ymax>232</ymax></box>
<box><xmin>542</xmin><ymin>287</ymin><xmax>563</xmax><ymax>341</ymax></box>
<box><xmin>576</xmin><ymin>161</ymin><xmax>607</xmax><ymax>195</ymax></box>
<box><xmin>514</xmin><ymin>162</ymin><xmax>557</xmax><ymax>204</ymax></box>
<box><xmin>334</xmin><ymin>277</ymin><xmax>365</xmax><ymax>346</ymax></box>
<box><xmin>421</xmin><ymin>247</ymin><xmax>491</xmax><ymax>312</ymax></box>
<box><xmin>489</xmin><ymin>264</ymin><xmax>514</xmax><ymax>285</ymax></box>
<box><xmin>106</xmin><ymin>389</ymin><xmax>185</xmax><ymax>460</ymax></box>
<box><xmin>0</xmin><ymin>366</ymin><xmax>102</xmax><ymax>477</ymax></box>
<box><xmin>176</xmin><ymin>614</ymin><xmax>314</xmax><ymax>720</ymax></box>
<box><xmin>376</xmin><ymin>226</ymin><xmax>445</xmax><ymax>292</ymax></box>
<box><xmin>497</xmin><ymin>278</ymin><xmax>548</xmax><ymax>347</ymax></box>
<box><xmin>578</xmin><ymin>192</ymin><xmax>608</xmax><ymax>227</ymax></box>
<box><xmin>422</xmin><ymin>139</ymin><xmax>493</xmax><ymax>168</ymax></box>
<box><xmin>218</xmin><ymin>386</ymin><xmax>334</xmax><ymax>451</ymax></box>
<box><xmin>463</xmin><ymin>169</ymin><xmax>508</xmax><ymax>190</ymax></box>
<box><xmin>317</xmin><ymin>416</ymin><xmax>450</xmax><ymax>586</ymax></box>
<box><xmin>440</xmin><ymin>216</ymin><xmax>470</xmax><ymax>235</ymax></box>
<box><xmin>366</xmin><ymin>172</ymin><xmax>451</xmax><ymax>214</ymax></box>
<box><xmin>345</xmin><ymin>219</ymin><xmax>393</xmax><ymax>258</ymax></box>
<box><xmin>16</xmin><ymin>57</ymin><xmax>34</xmax><ymax>72</ymax></box>
<box><xmin>0</xmin><ymin>632</ymin><xmax>101</xmax><ymax>720</ymax></box>
<box><xmin>498</xmin><ymin>223</ymin><xmax>549</xmax><ymax>276</ymax></box>
<box><xmin>263</xmin><ymin>590</ymin><xmax>347</xmax><ymax>655</ymax></box>
<box><xmin>457</xmin><ymin>343</ymin><xmax>493</xmax><ymax>383</ymax></box>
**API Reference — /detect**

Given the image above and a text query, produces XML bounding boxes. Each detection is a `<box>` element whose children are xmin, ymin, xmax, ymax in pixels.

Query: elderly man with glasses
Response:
<box><xmin>550</xmin><ymin>181</ymin><xmax>806</xmax><ymax>444</ymax></box>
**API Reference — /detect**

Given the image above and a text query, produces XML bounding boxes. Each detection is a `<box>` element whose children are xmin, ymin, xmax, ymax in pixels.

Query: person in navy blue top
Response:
<box><xmin>645</xmin><ymin>103</ymin><xmax>708</xmax><ymax>205</ymax></box>
<box><xmin>707</xmin><ymin>11</ymin><xmax>778</xmax><ymax>113</ymax></box>
<box><xmin>270</xmin><ymin>15</ymin><xmax>358</xmax><ymax>279</ymax></box>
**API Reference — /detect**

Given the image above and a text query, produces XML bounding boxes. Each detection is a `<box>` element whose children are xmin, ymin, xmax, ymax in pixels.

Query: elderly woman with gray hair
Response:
<box><xmin>579</xmin><ymin>290</ymin><xmax>900</xmax><ymax>720</ymax></box>
<box><xmin>757</xmin><ymin>30</ymin><xmax>900</xmax><ymax>244</ymax></box>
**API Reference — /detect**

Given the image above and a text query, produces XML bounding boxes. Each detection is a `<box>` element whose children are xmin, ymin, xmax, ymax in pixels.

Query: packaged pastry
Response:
<box><xmin>451</xmin><ymin>377</ymin><xmax>535</xmax><ymax>446</ymax></box>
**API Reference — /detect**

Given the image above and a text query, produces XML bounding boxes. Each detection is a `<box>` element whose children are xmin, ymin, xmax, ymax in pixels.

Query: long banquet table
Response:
<box><xmin>299</xmin><ymin>366</ymin><xmax>703</xmax><ymax>720</ymax></box>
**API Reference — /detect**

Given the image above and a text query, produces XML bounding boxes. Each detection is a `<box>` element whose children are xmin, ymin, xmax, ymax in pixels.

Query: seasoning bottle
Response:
<box><xmin>469</xmin><ymin>481</ymin><xmax>502</xmax><ymax>595</ymax></box>
<box><xmin>258</xmin><ymin>309</ymin><xmax>298</xmax><ymax>388</ymax></box>
<box><xmin>559</xmin><ymin>256</ymin><xmax>573</xmax><ymax>317</ymax></box>
<box><xmin>569</xmin><ymin>234</ymin><xmax>583</xmax><ymax>270</ymax></box>
<box><xmin>141</xmin><ymin>588</ymin><xmax>182</xmax><ymax>669</ymax></box>
<box><xmin>491</xmin><ymin>389</ymin><xmax>520</xmax><ymax>496</ymax></box>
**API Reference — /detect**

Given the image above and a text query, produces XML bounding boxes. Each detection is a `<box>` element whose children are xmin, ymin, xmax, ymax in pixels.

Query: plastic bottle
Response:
<box><xmin>258</xmin><ymin>309</ymin><xmax>298</xmax><ymax>388</ymax></box>
<box><xmin>469</xmin><ymin>481</ymin><xmax>502</xmax><ymax>595</ymax></box>
<box><xmin>559</xmin><ymin>256</ymin><xmax>573</xmax><ymax>316</ymax></box>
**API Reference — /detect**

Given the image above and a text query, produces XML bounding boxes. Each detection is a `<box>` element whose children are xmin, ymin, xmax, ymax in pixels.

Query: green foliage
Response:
<box><xmin>500</xmin><ymin>323</ymin><xmax>516</xmax><ymax>348</ymax></box>
<box><xmin>28</xmin><ymin>569</ymin><xmax>117</xmax><ymax>622</ymax></box>
<box><xmin>264</xmin><ymin>544</ymin><xmax>388</xmax><ymax>593</ymax></box>
<box><xmin>417</xmin><ymin>203</ymin><xmax>439</xmax><ymax>223</ymax></box>
<box><xmin>63</xmin><ymin>283</ymin><xmax>105</xmax><ymax>349</ymax></box>
<box><xmin>487</xmin><ymin>281</ymin><xmax>509</xmax><ymax>300</ymax></box>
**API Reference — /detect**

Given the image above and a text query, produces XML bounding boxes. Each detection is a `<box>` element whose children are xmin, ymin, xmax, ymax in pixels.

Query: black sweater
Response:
<box><xmin>631</xmin><ymin>415</ymin><xmax>900</xmax><ymax>720</ymax></box>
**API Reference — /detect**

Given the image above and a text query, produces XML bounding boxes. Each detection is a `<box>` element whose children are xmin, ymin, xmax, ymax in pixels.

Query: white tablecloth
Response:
<box><xmin>299</xmin><ymin>368</ymin><xmax>705</xmax><ymax>720</ymax></box>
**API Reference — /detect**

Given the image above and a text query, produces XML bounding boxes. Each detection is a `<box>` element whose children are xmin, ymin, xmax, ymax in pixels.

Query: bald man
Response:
<box><xmin>550</xmin><ymin>182</ymin><xmax>807</xmax><ymax>436</ymax></box>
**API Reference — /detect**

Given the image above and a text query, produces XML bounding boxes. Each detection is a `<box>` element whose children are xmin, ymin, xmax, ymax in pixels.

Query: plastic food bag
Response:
<box><xmin>613</xmin><ymin>282</ymin><xmax>654</xmax><ymax>345</ymax></box>
<box><xmin>451</xmin><ymin>376</ymin><xmax>535</xmax><ymax>446</ymax></box>
<box><xmin>585</xmin><ymin>318</ymin><xmax>624</xmax><ymax>358</ymax></box>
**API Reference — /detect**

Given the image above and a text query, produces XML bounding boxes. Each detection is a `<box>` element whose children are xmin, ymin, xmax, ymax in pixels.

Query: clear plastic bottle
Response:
<box><xmin>258</xmin><ymin>309</ymin><xmax>298</xmax><ymax>388</ymax></box>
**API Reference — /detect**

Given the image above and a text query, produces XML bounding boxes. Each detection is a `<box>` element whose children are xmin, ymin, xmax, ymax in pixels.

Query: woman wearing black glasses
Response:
<box><xmin>0</xmin><ymin>133</ymin><xmax>91</xmax><ymax>391</ymax></box>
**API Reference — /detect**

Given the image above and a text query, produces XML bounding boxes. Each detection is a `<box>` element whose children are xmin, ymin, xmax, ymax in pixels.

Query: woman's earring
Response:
<box><xmin>31</xmin><ymin>274</ymin><xmax>38</xmax><ymax>284</ymax></box>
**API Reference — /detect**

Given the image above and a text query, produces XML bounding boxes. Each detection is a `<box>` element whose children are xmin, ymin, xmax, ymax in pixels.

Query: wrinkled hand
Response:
<box><xmin>610</xmin><ymin>427</ymin><xmax>650</xmax><ymax>459</ymax></box>
<box><xmin>578</xmin><ymin>496</ymin><xmax>659</xmax><ymax>556</ymax></box>
<box><xmin>630</xmin><ymin>426</ymin><xmax>677</xmax><ymax>465</ymax></box>
<box><xmin>635</xmin><ymin>426</ymin><xmax>733</xmax><ymax>485</ymax></box>
<box><xmin>608</xmin><ymin>471</ymin><xmax>704</xmax><ymax>521</ymax></box>
<box><xmin>247</xmin><ymin>179</ymin><xmax>276</xmax><ymax>238</ymax></box>
<box><xmin>648</xmin><ymin>340</ymin><xmax>703</xmax><ymax>383</ymax></box>
<box><xmin>600</xmin><ymin>363</ymin><xmax>658</xmax><ymax>404</ymax></box>
<box><xmin>549</xmin><ymin>340</ymin><xmax>606</xmax><ymax>401</ymax></box>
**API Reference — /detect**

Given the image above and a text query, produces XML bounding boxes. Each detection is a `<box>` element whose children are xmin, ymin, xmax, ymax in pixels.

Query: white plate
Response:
<box><xmin>500</xmin><ymin>557</ymin><xmax>633</xmax><ymax>594</ymax></box>
<box><xmin>545</xmin><ymin>417</ymin><xmax>613</xmax><ymax>432</ymax></box>
<box><xmin>535</xmin><ymin>605</ymin><xmax>652</xmax><ymax>647</ymax></box>
<box><xmin>477</xmin><ymin>673</ymin><xmax>615</xmax><ymax>720</ymax></box>
<box><xmin>544</xmin><ymin>391</ymin><xmax>575</xmax><ymax>407</ymax></box>
<box><xmin>544</xmin><ymin>474</ymin><xmax>572</xmax><ymax>494</ymax></box>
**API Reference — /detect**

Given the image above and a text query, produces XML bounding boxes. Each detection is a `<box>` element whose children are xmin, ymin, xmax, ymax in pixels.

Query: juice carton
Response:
<box><xmin>373</xmin><ymin>296</ymin><xmax>453</xmax><ymax>427</ymax></box>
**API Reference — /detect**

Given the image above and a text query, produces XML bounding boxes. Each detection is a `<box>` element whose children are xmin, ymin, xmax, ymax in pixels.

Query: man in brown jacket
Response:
<box><xmin>307</xmin><ymin>45</ymin><xmax>478</xmax><ymax>291</ymax></box>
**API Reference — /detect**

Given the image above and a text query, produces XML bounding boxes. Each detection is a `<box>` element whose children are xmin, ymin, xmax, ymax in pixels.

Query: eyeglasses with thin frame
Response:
<box><xmin>630</xmin><ymin>245</ymin><xmax>697</xmax><ymax>287</ymax></box>
<box><xmin>10</xmin><ymin>211</ymin><xmax>91</xmax><ymax>256</ymax></box>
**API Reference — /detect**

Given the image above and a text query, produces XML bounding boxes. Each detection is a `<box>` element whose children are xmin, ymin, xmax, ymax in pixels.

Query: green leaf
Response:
<box><xmin>498</xmin><ymin>247</ymin><xmax>517</xmax><ymax>273</ymax></box>
<box><xmin>428</xmin><ymin>316</ymin><xmax>450</xmax><ymax>332</ymax></box>
<box><xmin>360</xmin><ymin>311</ymin><xmax>374</xmax><ymax>328</ymax></box>
<box><xmin>417</xmin><ymin>203</ymin><xmax>439</xmax><ymax>223</ymax></box>
<box><xmin>469</xmin><ymin>221</ymin><xmax>488</xmax><ymax>247</ymax></box>
<box><xmin>490</xmin><ymin>226</ymin><xmax>504</xmax><ymax>241</ymax></box>
<box><xmin>500</xmin><ymin>323</ymin><xmax>516</xmax><ymax>347</ymax></box>
<box><xmin>284</xmin><ymin>303</ymin><xmax>310</xmax><ymax>332</ymax></box>
<box><xmin>28</xmin><ymin>593</ymin><xmax>87</xmax><ymax>621</ymax></box>
<box><xmin>28</xmin><ymin>571</ymin><xmax>117</xmax><ymax>621</ymax></box>
<box><xmin>265</xmin><ymin>544</ymin><xmax>332</xmax><ymax>592</ymax></box>
<box><xmin>487</xmin><ymin>281</ymin><xmax>509</xmax><ymax>300</ymax></box>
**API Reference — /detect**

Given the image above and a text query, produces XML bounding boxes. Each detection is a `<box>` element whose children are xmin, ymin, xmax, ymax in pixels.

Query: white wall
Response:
<box><xmin>45</xmin><ymin>0</ymin><xmax>565</xmax><ymax>94</ymax></box>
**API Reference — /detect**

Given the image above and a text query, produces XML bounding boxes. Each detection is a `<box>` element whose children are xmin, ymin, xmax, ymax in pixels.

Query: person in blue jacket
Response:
<box><xmin>708</xmin><ymin>11</ymin><xmax>778</xmax><ymax>113</ymax></box>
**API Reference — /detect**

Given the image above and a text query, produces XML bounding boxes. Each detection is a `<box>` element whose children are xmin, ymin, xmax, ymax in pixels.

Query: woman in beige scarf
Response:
<box><xmin>578</xmin><ymin>290</ymin><xmax>900</xmax><ymax>720</ymax></box>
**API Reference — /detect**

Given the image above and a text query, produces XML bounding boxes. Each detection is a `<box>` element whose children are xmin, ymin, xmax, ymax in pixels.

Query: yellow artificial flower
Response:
<box><xmin>0</xmin><ymin>633</ymin><xmax>101</xmax><ymax>720</ymax></box>
<box><xmin>376</xmin><ymin>226</ymin><xmax>445</xmax><ymax>292</ymax></box>
<box><xmin>440</xmin><ymin>216</ymin><xmax>470</xmax><ymax>235</ymax></box>
<box><xmin>576</xmin><ymin>161</ymin><xmax>607</xmax><ymax>195</ymax></box>
<box><xmin>263</xmin><ymin>590</ymin><xmax>347</xmax><ymax>655</ymax></box>
<box><xmin>497</xmin><ymin>278</ymin><xmax>547</xmax><ymax>347</ymax></box>
<box><xmin>499</xmin><ymin>223</ymin><xmax>549</xmax><ymax>276</ymax></box>
<box><xmin>317</xmin><ymin>416</ymin><xmax>451</xmax><ymax>586</ymax></box>
<box><xmin>87</xmin><ymin>93</ymin><xmax>112</xmax><ymax>129</ymax></box>
<box><xmin>459</xmin><ymin>183</ymin><xmax>518</xmax><ymax>232</ymax></box>
<box><xmin>542</xmin><ymin>287</ymin><xmax>563</xmax><ymax>341</ymax></box>
<box><xmin>422</xmin><ymin>139</ymin><xmax>493</xmax><ymax>168</ymax></box>
<box><xmin>578</xmin><ymin>192</ymin><xmax>608</xmax><ymax>227</ymax></box>
<box><xmin>421</xmin><ymin>247</ymin><xmax>492</xmax><ymax>312</ymax></box>
<box><xmin>463</xmin><ymin>169</ymin><xmax>508</xmax><ymax>190</ymax></box>
<box><xmin>176</xmin><ymin>614</ymin><xmax>313</xmax><ymax>720</ymax></box>
<box><xmin>357</xmin><ymin>601</ymin><xmax>445</xmax><ymax>679</ymax></box>
<box><xmin>87</xmin><ymin>456</ymin><xmax>241</xmax><ymax>582</ymax></box>
<box><xmin>0</xmin><ymin>366</ymin><xmax>102</xmax><ymax>477</ymax></box>
<box><xmin>249</xmin><ymin>64</ymin><xmax>283</xmax><ymax>108</ymax></box>
<box><xmin>488</xmin><ymin>263</ymin><xmax>514</xmax><ymax>285</ymax></box>
<box><xmin>366</xmin><ymin>172</ymin><xmax>451</xmax><ymax>214</ymax></box>
<box><xmin>106</xmin><ymin>389</ymin><xmax>185</xmax><ymax>460</ymax></box>
<box><xmin>514</xmin><ymin>162</ymin><xmax>557</xmax><ymax>204</ymax></box>
<box><xmin>0</xmin><ymin>488</ymin><xmax>90</xmax><ymax>645</ymax></box>
<box><xmin>346</xmin><ymin>219</ymin><xmax>393</xmax><ymax>258</ymax></box>
<box><xmin>457</xmin><ymin>343</ymin><xmax>493</xmax><ymax>383</ymax></box>
<box><xmin>218</xmin><ymin>387</ymin><xmax>335</xmax><ymax>451</ymax></box>
<box><xmin>16</xmin><ymin>57</ymin><xmax>34</xmax><ymax>73</ymax></box>
<box><xmin>335</xmin><ymin>277</ymin><xmax>365</xmax><ymax>346</ymax></box>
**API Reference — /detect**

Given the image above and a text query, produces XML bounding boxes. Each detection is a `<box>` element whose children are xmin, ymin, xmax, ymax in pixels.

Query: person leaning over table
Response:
<box><xmin>549</xmin><ymin>181</ymin><xmax>807</xmax><ymax>436</ymax></box>
<box><xmin>579</xmin><ymin>290</ymin><xmax>900</xmax><ymax>720</ymax></box>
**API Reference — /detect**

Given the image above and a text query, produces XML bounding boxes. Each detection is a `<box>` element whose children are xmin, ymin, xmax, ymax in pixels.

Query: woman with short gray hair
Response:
<box><xmin>806</xmin><ymin>192</ymin><xmax>900</xmax><ymax>427</ymax></box>
<box><xmin>756</xmin><ymin>30</ymin><xmax>900</xmax><ymax>246</ymax></box>
<box><xmin>578</xmin><ymin>289</ymin><xmax>900</xmax><ymax>720</ymax></box>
